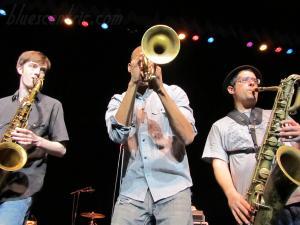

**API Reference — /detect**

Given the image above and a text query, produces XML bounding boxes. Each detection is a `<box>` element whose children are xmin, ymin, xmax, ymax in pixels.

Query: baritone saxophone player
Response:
<box><xmin>202</xmin><ymin>65</ymin><xmax>300</xmax><ymax>225</ymax></box>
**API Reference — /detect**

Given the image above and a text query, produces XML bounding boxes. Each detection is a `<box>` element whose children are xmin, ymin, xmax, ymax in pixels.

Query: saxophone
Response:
<box><xmin>247</xmin><ymin>74</ymin><xmax>300</xmax><ymax>225</ymax></box>
<box><xmin>0</xmin><ymin>69</ymin><xmax>45</xmax><ymax>188</ymax></box>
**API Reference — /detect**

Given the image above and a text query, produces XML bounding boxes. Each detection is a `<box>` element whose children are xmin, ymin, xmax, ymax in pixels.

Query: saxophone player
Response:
<box><xmin>202</xmin><ymin>65</ymin><xmax>300</xmax><ymax>225</ymax></box>
<box><xmin>0</xmin><ymin>50</ymin><xmax>69</xmax><ymax>225</ymax></box>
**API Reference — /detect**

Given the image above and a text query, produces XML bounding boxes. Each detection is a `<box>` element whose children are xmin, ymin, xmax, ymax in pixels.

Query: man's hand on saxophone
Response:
<box><xmin>279</xmin><ymin>119</ymin><xmax>300</xmax><ymax>148</ymax></box>
<box><xmin>227</xmin><ymin>189</ymin><xmax>252</xmax><ymax>225</ymax></box>
<box><xmin>11</xmin><ymin>127</ymin><xmax>66</xmax><ymax>157</ymax></box>
<box><xmin>11</xmin><ymin>127</ymin><xmax>42</xmax><ymax>149</ymax></box>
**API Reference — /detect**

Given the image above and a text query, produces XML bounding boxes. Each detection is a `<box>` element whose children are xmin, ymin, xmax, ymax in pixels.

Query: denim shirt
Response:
<box><xmin>105</xmin><ymin>84</ymin><xmax>196</xmax><ymax>202</ymax></box>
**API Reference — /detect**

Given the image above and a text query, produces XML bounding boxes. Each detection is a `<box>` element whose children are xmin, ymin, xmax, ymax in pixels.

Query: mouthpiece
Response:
<box><xmin>255</xmin><ymin>86</ymin><xmax>279</xmax><ymax>92</ymax></box>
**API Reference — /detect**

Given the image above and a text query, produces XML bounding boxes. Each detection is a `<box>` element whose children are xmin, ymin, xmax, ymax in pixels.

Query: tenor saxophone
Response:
<box><xmin>247</xmin><ymin>74</ymin><xmax>300</xmax><ymax>225</ymax></box>
<box><xmin>0</xmin><ymin>69</ymin><xmax>45</xmax><ymax>188</ymax></box>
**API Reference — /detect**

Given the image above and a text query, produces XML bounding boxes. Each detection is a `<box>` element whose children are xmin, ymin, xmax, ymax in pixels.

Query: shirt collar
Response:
<box><xmin>12</xmin><ymin>90</ymin><xmax>41</xmax><ymax>102</ymax></box>
<box><xmin>136</xmin><ymin>88</ymin><xmax>153</xmax><ymax>99</ymax></box>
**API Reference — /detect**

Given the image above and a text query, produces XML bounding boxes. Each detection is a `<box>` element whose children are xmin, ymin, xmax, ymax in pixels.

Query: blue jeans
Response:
<box><xmin>111</xmin><ymin>188</ymin><xmax>193</xmax><ymax>225</ymax></box>
<box><xmin>0</xmin><ymin>197</ymin><xmax>32</xmax><ymax>225</ymax></box>
<box><xmin>275</xmin><ymin>202</ymin><xmax>300</xmax><ymax>225</ymax></box>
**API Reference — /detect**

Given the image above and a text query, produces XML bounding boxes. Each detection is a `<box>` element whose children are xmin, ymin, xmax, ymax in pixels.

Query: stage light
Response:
<box><xmin>0</xmin><ymin>9</ymin><xmax>6</xmax><ymax>16</ymax></box>
<box><xmin>274</xmin><ymin>47</ymin><xmax>282</xmax><ymax>53</ymax></box>
<box><xmin>81</xmin><ymin>21</ymin><xmax>89</xmax><ymax>27</ymax></box>
<box><xmin>100</xmin><ymin>22</ymin><xmax>108</xmax><ymax>29</ymax></box>
<box><xmin>47</xmin><ymin>16</ymin><xmax>56</xmax><ymax>23</ymax></box>
<box><xmin>178</xmin><ymin>33</ymin><xmax>186</xmax><ymax>40</ymax></box>
<box><xmin>207</xmin><ymin>37</ymin><xmax>214</xmax><ymax>43</ymax></box>
<box><xmin>192</xmin><ymin>35</ymin><xmax>200</xmax><ymax>41</ymax></box>
<box><xmin>286</xmin><ymin>48</ymin><xmax>294</xmax><ymax>54</ymax></box>
<box><xmin>64</xmin><ymin>17</ymin><xmax>73</xmax><ymax>26</ymax></box>
<box><xmin>259</xmin><ymin>44</ymin><xmax>268</xmax><ymax>51</ymax></box>
<box><xmin>246</xmin><ymin>41</ymin><xmax>253</xmax><ymax>48</ymax></box>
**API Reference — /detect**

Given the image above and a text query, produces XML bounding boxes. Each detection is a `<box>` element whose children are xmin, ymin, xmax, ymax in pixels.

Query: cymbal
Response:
<box><xmin>80</xmin><ymin>211</ymin><xmax>105</xmax><ymax>219</ymax></box>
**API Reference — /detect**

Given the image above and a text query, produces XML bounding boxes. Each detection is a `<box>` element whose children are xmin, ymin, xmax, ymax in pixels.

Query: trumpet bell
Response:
<box><xmin>142</xmin><ymin>24</ymin><xmax>180</xmax><ymax>64</ymax></box>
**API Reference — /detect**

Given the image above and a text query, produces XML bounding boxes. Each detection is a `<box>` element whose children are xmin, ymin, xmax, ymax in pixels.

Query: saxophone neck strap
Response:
<box><xmin>227</xmin><ymin>107</ymin><xmax>263</xmax><ymax>126</ymax></box>
<box><xmin>227</xmin><ymin>107</ymin><xmax>263</xmax><ymax>154</ymax></box>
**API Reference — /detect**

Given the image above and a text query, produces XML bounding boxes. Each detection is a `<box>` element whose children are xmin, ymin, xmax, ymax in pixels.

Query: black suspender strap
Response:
<box><xmin>227</xmin><ymin>108</ymin><xmax>263</xmax><ymax>156</ymax></box>
<box><xmin>227</xmin><ymin>148</ymin><xmax>257</xmax><ymax>156</ymax></box>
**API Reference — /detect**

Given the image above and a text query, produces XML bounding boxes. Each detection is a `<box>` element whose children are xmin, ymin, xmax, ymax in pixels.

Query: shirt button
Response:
<box><xmin>142</xmin><ymin>139</ymin><xmax>145</xmax><ymax>142</ymax></box>
<box><xmin>144</xmin><ymin>156</ymin><xmax>147</xmax><ymax>159</ymax></box>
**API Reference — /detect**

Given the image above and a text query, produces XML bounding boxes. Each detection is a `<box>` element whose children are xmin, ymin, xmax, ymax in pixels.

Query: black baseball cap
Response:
<box><xmin>223</xmin><ymin>65</ymin><xmax>262</xmax><ymax>94</ymax></box>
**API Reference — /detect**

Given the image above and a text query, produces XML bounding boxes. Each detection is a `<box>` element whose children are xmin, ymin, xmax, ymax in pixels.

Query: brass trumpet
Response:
<box><xmin>140</xmin><ymin>24</ymin><xmax>180</xmax><ymax>81</ymax></box>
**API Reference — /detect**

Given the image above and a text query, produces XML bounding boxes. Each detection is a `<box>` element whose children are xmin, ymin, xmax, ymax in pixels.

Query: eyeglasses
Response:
<box><xmin>236</xmin><ymin>77</ymin><xmax>260</xmax><ymax>85</ymax></box>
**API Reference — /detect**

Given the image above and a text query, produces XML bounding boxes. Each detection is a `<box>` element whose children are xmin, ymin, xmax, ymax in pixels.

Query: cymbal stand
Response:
<box><xmin>70</xmin><ymin>186</ymin><xmax>94</xmax><ymax>225</ymax></box>
<box><xmin>89</xmin><ymin>218</ymin><xmax>97</xmax><ymax>225</ymax></box>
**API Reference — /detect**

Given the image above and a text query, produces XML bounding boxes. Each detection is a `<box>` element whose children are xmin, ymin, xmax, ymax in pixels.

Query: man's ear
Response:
<box><xmin>128</xmin><ymin>63</ymin><xmax>132</xmax><ymax>73</ymax></box>
<box><xmin>16</xmin><ymin>66</ymin><xmax>23</xmax><ymax>76</ymax></box>
<box><xmin>227</xmin><ymin>85</ymin><xmax>235</xmax><ymax>95</ymax></box>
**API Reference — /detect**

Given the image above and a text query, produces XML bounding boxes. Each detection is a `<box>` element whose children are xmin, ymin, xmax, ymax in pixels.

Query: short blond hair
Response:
<box><xmin>16</xmin><ymin>50</ymin><xmax>51</xmax><ymax>71</ymax></box>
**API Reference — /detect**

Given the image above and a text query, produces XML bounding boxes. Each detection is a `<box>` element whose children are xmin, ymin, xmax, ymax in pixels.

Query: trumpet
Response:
<box><xmin>140</xmin><ymin>24</ymin><xmax>180</xmax><ymax>81</ymax></box>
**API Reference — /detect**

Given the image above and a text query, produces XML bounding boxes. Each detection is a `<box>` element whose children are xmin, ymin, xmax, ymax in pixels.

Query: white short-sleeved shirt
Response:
<box><xmin>202</xmin><ymin>109</ymin><xmax>300</xmax><ymax>205</ymax></box>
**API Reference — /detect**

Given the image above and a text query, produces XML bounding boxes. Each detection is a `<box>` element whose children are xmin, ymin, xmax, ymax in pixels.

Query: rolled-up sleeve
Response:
<box><xmin>105</xmin><ymin>94</ymin><xmax>132</xmax><ymax>143</ymax></box>
<box><xmin>170</xmin><ymin>85</ymin><xmax>197</xmax><ymax>134</ymax></box>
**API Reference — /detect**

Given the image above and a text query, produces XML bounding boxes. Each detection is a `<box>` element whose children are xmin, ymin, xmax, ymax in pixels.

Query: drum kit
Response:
<box><xmin>80</xmin><ymin>211</ymin><xmax>105</xmax><ymax>225</ymax></box>
<box><xmin>70</xmin><ymin>186</ymin><xmax>106</xmax><ymax>225</ymax></box>
<box><xmin>191</xmin><ymin>205</ymin><xmax>208</xmax><ymax>225</ymax></box>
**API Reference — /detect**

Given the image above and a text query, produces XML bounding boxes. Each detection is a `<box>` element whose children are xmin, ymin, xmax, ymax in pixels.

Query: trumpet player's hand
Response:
<box><xmin>227</xmin><ymin>190</ymin><xmax>252</xmax><ymax>225</ymax></box>
<box><xmin>129</xmin><ymin>56</ymin><xmax>144</xmax><ymax>85</ymax></box>
<box><xmin>11</xmin><ymin>127</ymin><xmax>43</xmax><ymax>149</ymax></box>
<box><xmin>279</xmin><ymin>119</ymin><xmax>300</xmax><ymax>143</ymax></box>
<box><xmin>149</xmin><ymin>65</ymin><xmax>163</xmax><ymax>92</ymax></box>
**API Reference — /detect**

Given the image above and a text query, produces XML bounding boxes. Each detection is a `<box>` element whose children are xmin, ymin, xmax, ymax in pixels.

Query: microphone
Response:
<box><xmin>70</xmin><ymin>186</ymin><xmax>95</xmax><ymax>194</ymax></box>
<box><xmin>82</xmin><ymin>187</ymin><xmax>95</xmax><ymax>193</ymax></box>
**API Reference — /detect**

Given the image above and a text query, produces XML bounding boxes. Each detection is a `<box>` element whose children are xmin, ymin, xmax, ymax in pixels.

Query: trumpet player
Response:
<box><xmin>0</xmin><ymin>50</ymin><xmax>69</xmax><ymax>225</ymax></box>
<box><xmin>105</xmin><ymin>46</ymin><xmax>197</xmax><ymax>225</ymax></box>
<box><xmin>202</xmin><ymin>65</ymin><xmax>300</xmax><ymax>225</ymax></box>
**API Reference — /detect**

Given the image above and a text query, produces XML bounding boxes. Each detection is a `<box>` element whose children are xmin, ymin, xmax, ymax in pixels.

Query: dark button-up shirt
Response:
<box><xmin>0</xmin><ymin>91</ymin><xmax>69</xmax><ymax>202</ymax></box>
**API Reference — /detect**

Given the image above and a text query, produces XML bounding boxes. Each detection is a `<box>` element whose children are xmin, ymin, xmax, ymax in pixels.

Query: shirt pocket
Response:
<box><xmin>151</xmin><ymin>107</ymin><xmax>166</xmax><ymax>116</ymax></box>
<box><xmin>28</xmin><ymin>122</ymin><xmax>47</xmax><ymax>136</ymax></box>
<box><xmin>149</xmin><ymin>107</ymin><xmax>173</xmax><ymax>136</ymax></box>
<box><xmin>149</xmin><ymin>107</ymin><xmax>166</xmax><ymax>123</ymax></box>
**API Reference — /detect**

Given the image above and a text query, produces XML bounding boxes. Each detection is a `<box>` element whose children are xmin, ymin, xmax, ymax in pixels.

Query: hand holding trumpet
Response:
<box><xmin>128</xmin><ymin>49</ymin><xmax>163</xmax><ymax>93</ymax></box>
<box><xmin>128</xmin><ymin>24</ymin><xmax>180</xmax><ymax>93</ymax></box>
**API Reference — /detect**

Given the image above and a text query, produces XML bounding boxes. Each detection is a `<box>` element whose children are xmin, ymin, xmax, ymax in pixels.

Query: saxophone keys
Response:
<box><xmin>254</xmin><ymin>184</ymin><xmax>264</xmax><ymax>193</ymax></box>
<box><xmin>259</xmin><ymin>167</ymin><xmax>270</xmax><ymax>179</ymax></box>
<box><xmin>263</xmin><ymin>149</ymin><xmax>275</xmax><ymax>160</ymax></box>
<box><xmin>267</xmin><ymin>136</ymin><xmax>278</xmax><ymax>146</ymax></box>
<box><xmin>275</xmin><ymin>109</ymin><xmax>285</xmax><ymax>119</ymax></box>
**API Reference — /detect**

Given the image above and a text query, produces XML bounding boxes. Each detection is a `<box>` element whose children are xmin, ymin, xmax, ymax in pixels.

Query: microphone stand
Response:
<box><xmin>70</xmin><ymin>187</ymin><xmax>94</xmax><ymax>225</ymax></box>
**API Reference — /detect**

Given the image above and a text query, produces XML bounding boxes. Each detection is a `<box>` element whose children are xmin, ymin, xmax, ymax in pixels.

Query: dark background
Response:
<box><xmin>1</xmin><ymin>1</ymin><xmax>300</xmax><ymax>225</ymax></box>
